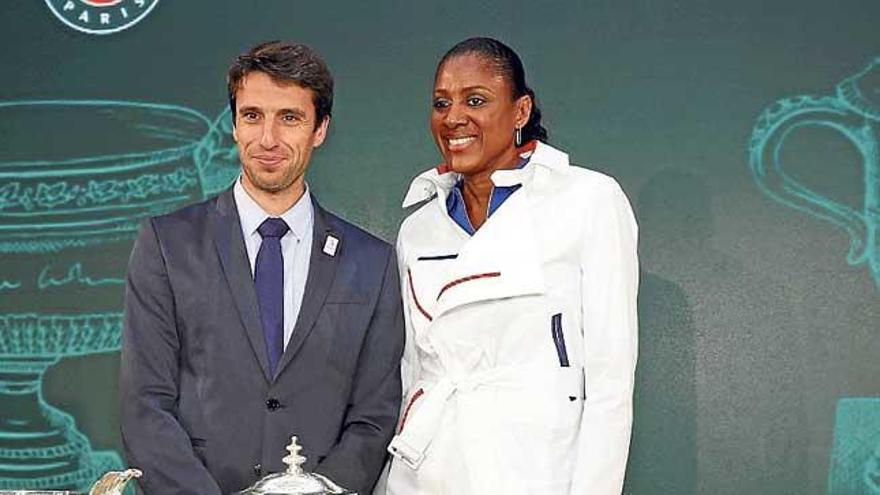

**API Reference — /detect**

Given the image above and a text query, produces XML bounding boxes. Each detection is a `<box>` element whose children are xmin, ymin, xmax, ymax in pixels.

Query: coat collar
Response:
<box><xmin>431</xmin><ymin>182</ymin><xmax>545</xmax><ymax>318</ymax></box>
<box><xmin>401</xmin><ymin>141</ymin><xmax>570</xmax><ymax>208</ymax></box>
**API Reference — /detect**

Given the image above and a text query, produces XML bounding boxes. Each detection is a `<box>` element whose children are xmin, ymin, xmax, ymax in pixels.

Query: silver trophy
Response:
<box><xmin>238</xmin><ymin>437</ymin><xmax>354</xmax><ymax>495</ymax></box>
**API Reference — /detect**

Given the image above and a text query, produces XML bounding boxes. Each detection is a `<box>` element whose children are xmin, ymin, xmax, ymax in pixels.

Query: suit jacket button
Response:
<box><xmin>266</xmin><ymin>398</ymin><xmax>281</xmax><ymax>411</ymax></box>
<box><xmin>253</xmin><ymin>463</ymin><xmax>262</xmax><ymax>476</ymax></box>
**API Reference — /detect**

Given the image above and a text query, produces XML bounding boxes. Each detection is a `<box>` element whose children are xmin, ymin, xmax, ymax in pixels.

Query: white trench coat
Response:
<box><xmin>385</xmin><ymin>142</ymin><xmax>639</xmax><ymax>495</ymax></box>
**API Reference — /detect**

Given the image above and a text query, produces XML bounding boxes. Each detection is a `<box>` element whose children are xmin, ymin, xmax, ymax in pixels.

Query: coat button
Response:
<box><xmin>253</xmin><ymin>463</ymin><xmax>262</xmax><ymax>477</ymax></box>
<box><xmin>266</xmin><ymin>398</ymin><xmax>281</xmax><ymax>411</ymax></box>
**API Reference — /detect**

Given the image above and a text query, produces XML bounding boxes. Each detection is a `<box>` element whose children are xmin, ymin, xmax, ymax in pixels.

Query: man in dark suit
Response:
<box><xmin>119</xmin><ymin>41</ymin><xmax>404</xmax><ymax>494</ymax></box>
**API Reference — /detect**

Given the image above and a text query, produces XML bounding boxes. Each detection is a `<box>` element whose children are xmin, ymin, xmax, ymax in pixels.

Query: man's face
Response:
<box><xmin>232</xmin><ymin>71</ymin><xmax>329</xmax><ymax>200</ymax></box>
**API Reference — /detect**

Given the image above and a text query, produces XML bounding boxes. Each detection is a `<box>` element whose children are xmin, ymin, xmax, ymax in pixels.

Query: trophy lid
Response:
<box><xmin>237</xmin><ymin>436</ymin><xmax>353</xmax><ymax>495</ymax></box>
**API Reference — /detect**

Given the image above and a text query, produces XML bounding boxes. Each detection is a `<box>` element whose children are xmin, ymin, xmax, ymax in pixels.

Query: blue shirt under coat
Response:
<box><xmin>445</xmin><ymin>156</ymin><xmax>530</xmax><ymax>235</ymax></box>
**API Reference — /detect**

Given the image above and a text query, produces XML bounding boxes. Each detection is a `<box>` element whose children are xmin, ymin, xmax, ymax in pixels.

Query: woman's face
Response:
<box><xmin>431</xmin><ymin>53</ymin><xmax>531</xmax><ymax>176</ymax></box>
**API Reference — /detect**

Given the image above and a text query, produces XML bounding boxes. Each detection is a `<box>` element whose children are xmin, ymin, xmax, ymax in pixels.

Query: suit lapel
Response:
<box><xmin>211</xmin><ymin>188</ymin><xmax>273</xmax><ymax>381</ymax></box>
<box><xmin>275</xmin><ymin>198</ymin><xmax>340</xmax><ymax>377</ymax></box>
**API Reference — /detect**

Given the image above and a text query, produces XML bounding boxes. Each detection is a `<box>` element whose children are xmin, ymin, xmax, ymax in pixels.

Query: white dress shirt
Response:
<box><xmin>233</xmin><ymin>178</ymin><xmax>313</xmax><ymax>348</ymax></box>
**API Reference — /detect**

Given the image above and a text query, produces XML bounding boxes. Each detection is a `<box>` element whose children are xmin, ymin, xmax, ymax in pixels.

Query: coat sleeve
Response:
<box><xmin>368</xmin><ymin>233</ymin><xmax>418</xmax><ymax>495</ymax></box>
<box><xmin>396</xmin><ymin>233</ymin><xmax>420</xmax><ymax>405</ymax></box>
<box><xmin>119</xmin><ymin>219</ymin><xmax>223</xmax><ymax>495</ymax></box>
<box><xmin>570</xmin><ymin>179</ymin><xmax>639</xmax><ymax>494</ymax></box>
<box><xmin>314</xmin><ymin>245</ymin><xmax>406</xmax><ymax>494</ymax></box>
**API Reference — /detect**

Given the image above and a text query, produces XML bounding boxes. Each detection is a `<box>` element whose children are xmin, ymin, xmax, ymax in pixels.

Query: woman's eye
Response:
<box><xmin>466</xmin><ymin>97</ymin><xmax>486</xmax><ymax>107</ymax></box>
<box><xmin>433</xmin><ymin>99</ymin><xmax>450</xmax><ymax>109</ymax></box>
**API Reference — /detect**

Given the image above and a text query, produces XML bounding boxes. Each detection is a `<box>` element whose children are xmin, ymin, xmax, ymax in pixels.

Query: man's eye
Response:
<box><xmin>242</xmin><ymin>112</ymin><xmax>259</xmax><ymax>121</ymax></box>
<box><xmin>433</xmin><ymin>99</ymin><xmax>450</xmax><ymax>109</ymax></box>
<box><xmin>466</xmin><ymin>97</ymin><xmax>485</xmax><ymax>107</ymax></box>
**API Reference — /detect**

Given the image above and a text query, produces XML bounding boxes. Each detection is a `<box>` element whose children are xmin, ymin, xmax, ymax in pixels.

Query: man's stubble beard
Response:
<box><xmin>243</xmin><ymin>161</ymin><xmax>304</xmax><ymax>196</ymax></box>
<box><xmin>254</xmin><ymin>171</ymin><xmax>298</xmax><ymax>194</ymax></box>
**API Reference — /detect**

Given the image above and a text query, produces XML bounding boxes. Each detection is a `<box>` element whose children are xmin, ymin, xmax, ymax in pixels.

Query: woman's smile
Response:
<box><xmin>446</xmin><ymin>135</ymin><xmax>477</xmax><ymax>151</ymax></box>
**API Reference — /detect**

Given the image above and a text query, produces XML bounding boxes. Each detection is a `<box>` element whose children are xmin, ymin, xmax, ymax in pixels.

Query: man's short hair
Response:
<box><xmin>227</xmin><ymin>40</ymin><xmax>334</xmax><ymax>129</ymax></box>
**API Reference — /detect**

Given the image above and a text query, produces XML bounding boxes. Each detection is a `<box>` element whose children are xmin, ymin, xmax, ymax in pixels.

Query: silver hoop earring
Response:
<box><xmin>515</xmin><ymin>127</ymin><xmax>522</xmax><ymax>147</ymax></box>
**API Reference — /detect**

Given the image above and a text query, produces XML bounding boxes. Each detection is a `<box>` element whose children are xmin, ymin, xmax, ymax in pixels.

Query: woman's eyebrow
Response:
<box><xmin>434</xmin><ymin>85</ymin><xmax>493</xmax><ymax>94</ymax></box>
<box><xmin>460</xmin><ymin>85</ymin><xmax>492</xmax><ymax>93</ymax></box>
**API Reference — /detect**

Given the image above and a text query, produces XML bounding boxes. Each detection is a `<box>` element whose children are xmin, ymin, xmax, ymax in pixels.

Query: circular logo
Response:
<box><xmin>45</xmin><ymin>0</ymin><xmax>159</xmax><ymax>35</ymax></box>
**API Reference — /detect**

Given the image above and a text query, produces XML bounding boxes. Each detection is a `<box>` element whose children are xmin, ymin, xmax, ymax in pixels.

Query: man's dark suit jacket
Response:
<box><xmin>119</xmin><ymin>187</ymin><xmax>404</xmax><ymax>494</ymax></box>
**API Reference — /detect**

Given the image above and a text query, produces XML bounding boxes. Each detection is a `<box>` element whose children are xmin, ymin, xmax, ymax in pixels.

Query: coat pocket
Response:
<box><xmin>550</xmin><ymin>313</ymin><xmax>569</xmax><ymax>367</ymax></box>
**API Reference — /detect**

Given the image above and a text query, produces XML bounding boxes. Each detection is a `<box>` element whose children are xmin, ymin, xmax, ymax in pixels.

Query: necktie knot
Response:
<box><xmin>258</xmin><ymin>218</ymin><xmax>289</xmax><ymax>239</ymax></box>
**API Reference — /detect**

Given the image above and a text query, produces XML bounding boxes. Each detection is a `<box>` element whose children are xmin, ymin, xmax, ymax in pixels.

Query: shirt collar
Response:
<box><xmin>233</xmin><ymin>177</ymin><xmax>313</xmax><ymax>242</ymax></box>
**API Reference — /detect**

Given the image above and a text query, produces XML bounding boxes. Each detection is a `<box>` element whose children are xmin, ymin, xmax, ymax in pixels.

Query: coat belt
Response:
<box><xmin>387</xmin><ymin>366</ymin><xmax>531</xmax><ymax>470</ymax></box>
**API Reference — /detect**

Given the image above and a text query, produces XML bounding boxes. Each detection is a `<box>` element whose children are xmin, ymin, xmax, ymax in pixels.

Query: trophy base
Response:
<box><xmin>0</xmin><ymin>359</ymin><xmax>124</xmax><ymax>492</ymax></box>
<box><xmin>0</xmin><ymin>450</ymin><xmax>122</xmax><ymax>492</ymax></box>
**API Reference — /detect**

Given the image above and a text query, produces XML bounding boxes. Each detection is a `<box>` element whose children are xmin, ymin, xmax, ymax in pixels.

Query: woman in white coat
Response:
<box><xmin>386</xmin><ymin>37</ymin><xmax>639</xmax><ymax>494</ymax></box>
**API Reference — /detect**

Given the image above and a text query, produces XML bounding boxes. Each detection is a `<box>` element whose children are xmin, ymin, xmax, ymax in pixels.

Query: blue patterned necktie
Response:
<box><xmin>255</xmin><ymin>217</ymin><xmax>289</xmax><ymax>376</ymax></box>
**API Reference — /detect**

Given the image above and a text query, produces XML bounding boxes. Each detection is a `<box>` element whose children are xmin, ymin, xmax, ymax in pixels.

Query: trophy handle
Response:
<box><xmin>88</xmin><ymin>468</ymin><xmax>142</xmax><ymax>495</ymax></box>
<box><xmin>194</xmin><ymin>107</ymin><xmax>240</xmax><ymax>197</ymax></box>
<box><xmin>749</xmin><ymin>94</ymin><xmax>876</xmax><ymax>265</ymax></box>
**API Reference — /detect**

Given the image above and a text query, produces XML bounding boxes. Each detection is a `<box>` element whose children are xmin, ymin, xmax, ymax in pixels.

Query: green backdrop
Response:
<box><xmin>0</xmin><ymin>1</ymin><xmax>878</xmax><ymax>493</ymax></box>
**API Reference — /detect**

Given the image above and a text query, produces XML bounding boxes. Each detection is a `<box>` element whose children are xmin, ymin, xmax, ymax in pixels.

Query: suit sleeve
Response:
<box><xmin>119</xmin><ymin>219</ymin><xmax>222</xmax><ymax>495</ymax></box>
<box><xmin>314</xmin><ymin>246</ymin><xmax>405</xmax><ymax>494</ymax></box>
<box><xmin>570</xmin><ymin>179</ymin><xmax>639</xmax><ymax>494</ymax></box>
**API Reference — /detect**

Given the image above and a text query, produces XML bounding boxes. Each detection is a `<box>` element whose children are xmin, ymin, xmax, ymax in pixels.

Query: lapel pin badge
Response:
<box><xmin>323</xmin><ymin>234</ymin><xmax>339</xmax><ymax>257</ymax></box>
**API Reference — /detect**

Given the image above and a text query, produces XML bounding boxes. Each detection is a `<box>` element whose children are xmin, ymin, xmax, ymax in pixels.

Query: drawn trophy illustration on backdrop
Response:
<box><xmin>0</xmin><ymin>100</ymin><xmax>238</xmax><ymax>491</ymax></box>
<box><xmin>749</xmin><ymin>57</ymin><xmax>880</xmax><ymax>289</ymax></box>
<box><xmin>749</xmin><ymin>58</ymin><xmax>880</xmax><ymax>495</ymax></box>
<box><xmin>828</xmin><ymin>398</ymin><xmax>880</xmax><ymax>495</ymax></box>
